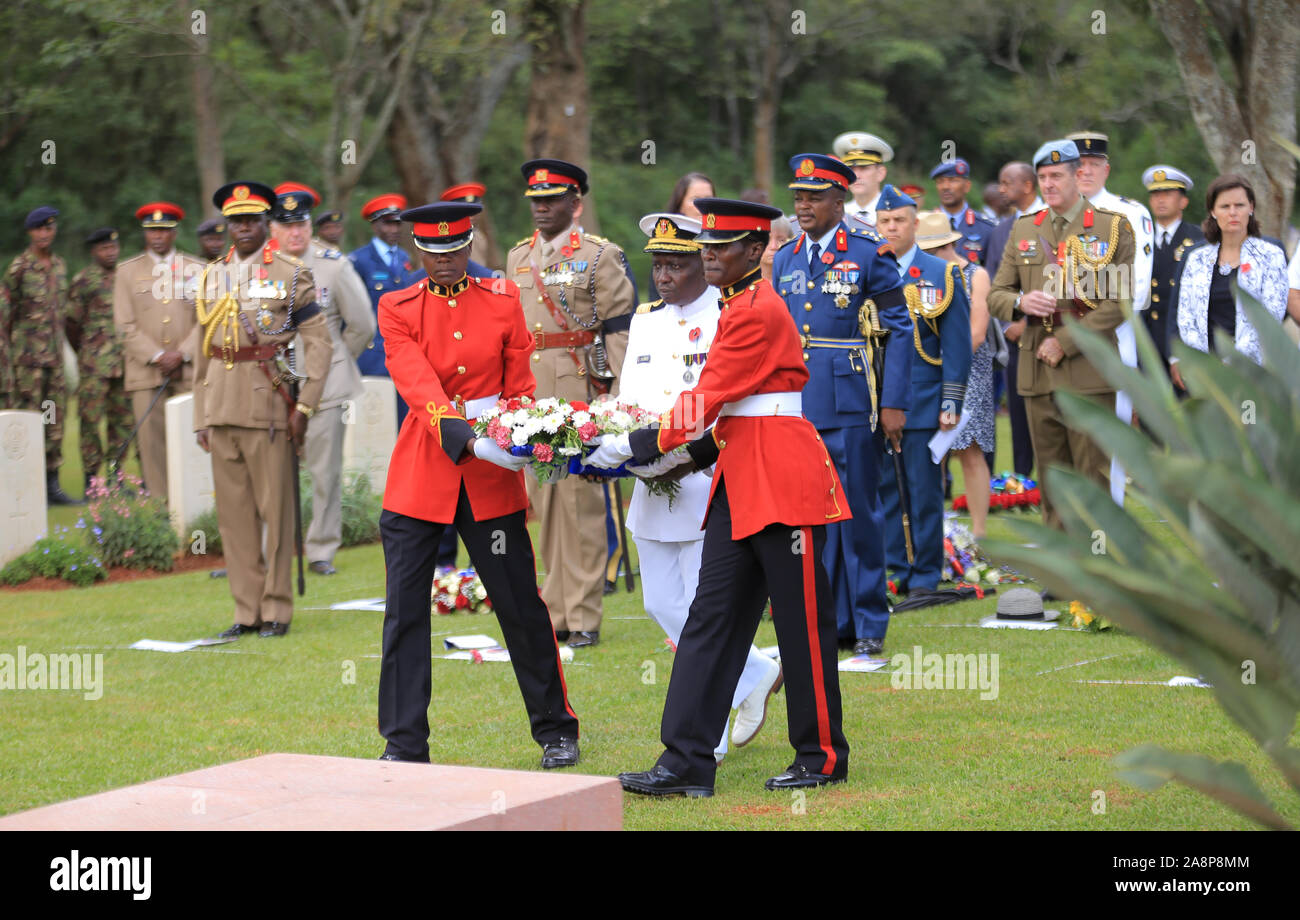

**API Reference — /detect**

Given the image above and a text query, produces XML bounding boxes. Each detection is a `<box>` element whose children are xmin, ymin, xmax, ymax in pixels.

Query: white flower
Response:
<box><xmin>511</xmin><ymin>428</ymin><xmax>530</xmax><ymax>447</ymax></box>
<box><xmin>571</xmin><ymin>411</ymin><xmax>590</xmax><ymax>426</ymax></box>
<box><xmin>498</xmin><ymin>411</ymin><xmax>515</xmax><ymax>428</ymax></box>
<box><xmin>535</xmin><ymin>397</ymin><xmax>560</xmax><ymax>412</ymax></box>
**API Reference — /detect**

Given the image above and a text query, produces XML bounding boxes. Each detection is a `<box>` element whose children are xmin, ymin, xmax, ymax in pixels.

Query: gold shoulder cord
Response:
<box><xmin>195</xmin><ymin>263</ymin><xmax>242</xmax><ymax>369</ymax></box>
<box><xmin>904</xmin><ymin>274</ymin><xmax>950</xmax><ymax>367</ymax></box>
<box><xmin>1066</xmin><ymin>215</ymin><xmax>1122</xmax><ymax>311</ymax></box>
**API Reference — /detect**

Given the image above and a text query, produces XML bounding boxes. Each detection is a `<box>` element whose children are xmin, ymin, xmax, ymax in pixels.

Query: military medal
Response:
<box><xmin>257</xmin><ymin>306</ymin><xmax>276</xmax><ymax>330</ymax></box>
<box><xmin>683</xmin><ymin>369</ymin><xmax>694</xmax><ymax>383</ymax></box>
<box><xmin>835</xmin><ymin>293</ymin><xmax>849</xmax><ymax>308</ymax></box>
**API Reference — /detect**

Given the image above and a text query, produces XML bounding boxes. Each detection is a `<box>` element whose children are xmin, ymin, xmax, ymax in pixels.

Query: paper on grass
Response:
<box><xmin>927</xmin><ymin>408</ymin><xmax>973</xmax><ymax>463</ymax></box>
<box><xmin>130</xmin><ymin>637</ymin><xmax>237</xmax><ymax>653</ymax></box>
<box><xmin>441</xmin><ymin>648</ymin><xmax>512</xmax><ymax>662</ymax></box>
<box><xmin>1073</xmin><ymin>676</ymin><xmax>1212</xmax><ymax>688</ymax></box>
<box><xmin>838</xmin><ymin>656</ymin><xmax>891</xmax><ymax>673</ymax></box>
<box><xmin>443</xmin><ymin>635</ymin><xmax>500</xmax><ymax>650</ymax></box>
<box><xmin>330</xmin><ymin>598</ymin><xmax>387</xmax><ymax>612</ymax></box>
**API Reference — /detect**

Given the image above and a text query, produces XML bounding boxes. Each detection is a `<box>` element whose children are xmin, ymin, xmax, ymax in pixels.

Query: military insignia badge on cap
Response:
<box><xmin>284</xmin><ymin>196</ymin><xmax>297</xmax><ymax>210</ymax></box>
<box><xmin>1142</xmin><ymin>164</ymin><xmax>1192</xmax><ymax>192</ymax></box>
<box><xmin>135</xmin><ymin>201</ymin><xmax>185</xmax><ymax>228</ymax></box>
<box><xmin>639</xmin><ymin>212</ymin><xmax>702</xmax><ymax>253</ymax></box>
<box><xmin>401</xmin><ymin>201</ymin><xmax>480</xmax><ymax>253</ymax></box>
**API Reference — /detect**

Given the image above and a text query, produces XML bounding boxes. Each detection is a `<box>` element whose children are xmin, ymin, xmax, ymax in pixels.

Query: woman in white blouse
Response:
<box><xmin>1172</xmin><ymin>174</ymin><xmax>1288</xmax><ymax>388</ymax></box>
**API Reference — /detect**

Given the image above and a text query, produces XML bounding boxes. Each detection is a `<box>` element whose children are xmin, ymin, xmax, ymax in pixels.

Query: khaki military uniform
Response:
<box><xmin>505</xmin><ymin>224</ymin><xmax>635</xmax><ymax>632</ymax></box>
<box><xmin>66</xmin><ymin>262</ymin><xmax>133</xmax><ymax>478</ymax></box>
<box><xmin>987</xmin><ymin>197</ymin><xmax>1134</xmax><ymax>529</ymax></box>
<box><xmin>298</xmin><ymin>243</ymin><xmax>375</xmax><ymax>565</ymax></box>
<box><xmin>194</xmin><ymin>245</ymin><xmax>331</xmax><ymax>627</ymax></box>
<box><xmin>2</xmin><ymin>249</ymin><xmax>69</xmax><ymax>470</ymax></box>
<box><xmin>112</xmin><ymin>248</ymin><xmax>205</xmax><ymax>497</ymax></box>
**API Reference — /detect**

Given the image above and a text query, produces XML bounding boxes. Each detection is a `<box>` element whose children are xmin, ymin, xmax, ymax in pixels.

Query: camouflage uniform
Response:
<box><xmin>1</xmin><ymin>248</ymin><xmax>69</xmax><ymax>470</ymax></box>
<box><xmin>66</xmin><ymin>261</ymin><xmax>133</xmax><ymax>478</ymax></box>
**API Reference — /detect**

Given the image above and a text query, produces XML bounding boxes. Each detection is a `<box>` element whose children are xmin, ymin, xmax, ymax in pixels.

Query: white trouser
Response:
<box><xmin>633</xmin><ymin>534</ymin><xmax>775</xmax><ymax>756</ymax></box>
<box><xmin>1110</xmin><ymin>321</ymin><xmax>1137</xmax><ymax>505</ymax></box>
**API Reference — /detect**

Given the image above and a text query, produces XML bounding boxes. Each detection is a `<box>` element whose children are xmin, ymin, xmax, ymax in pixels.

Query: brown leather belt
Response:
<box><xmin>533</xmin><ymin>330</ymin><xmax>594</xmax><ymax>349</ymax></box>
<box><xmin>207</xmin><ymin>343</ymin><xmax>281</xmax><ymax>361</ymax></box>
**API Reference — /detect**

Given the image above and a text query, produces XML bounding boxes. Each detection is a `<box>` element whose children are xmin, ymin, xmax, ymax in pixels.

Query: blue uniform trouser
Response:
<box><xmin>878</xmin><ymin>427</ymin><xmax>943</xmax><ymax>592</ymax></box>
<box><xmin>821</xmin><ymin>425</ymin><xmax>890</xmax><ymax>642</ymax></box>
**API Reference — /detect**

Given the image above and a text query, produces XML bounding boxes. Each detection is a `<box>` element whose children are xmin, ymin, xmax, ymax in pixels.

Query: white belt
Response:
<box><xmin>718</xmin><ymin>392</ymin><xmax>803</xmax><ymax>417</ymax></box>
<box><xmin>464</xmin><ymin>393</ymin><xmax>501</xmax><ymax>419</ymax></box>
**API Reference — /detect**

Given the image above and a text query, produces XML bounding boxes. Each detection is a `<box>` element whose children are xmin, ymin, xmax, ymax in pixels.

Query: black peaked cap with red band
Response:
<box><xmin>400</xmin><ymin>202</ymin><xmax>481</xmax><ymax>253</ymax></box>
<box><xmin>692</xmin><ymin>197</ymin><xmax>784</xmax><ymax>244</ymax></box>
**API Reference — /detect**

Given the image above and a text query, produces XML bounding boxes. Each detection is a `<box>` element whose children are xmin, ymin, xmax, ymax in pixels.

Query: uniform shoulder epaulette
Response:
<box><xmin>1117</xmin><ymin>195</ymin><xmax>1141</xmax><ymax>207</ymax></box>
<box><xmin>635</xmin><ymin>299</ymin><xmax>664</xmax><ymax>314</ymax></box>
<box><xmin>273</xmin><ymin>250</ymin><xmax>305</xmax><ymax>267</ymax></box>
<box><xmin>584</xmin><ymin>233</ymin><xmax>611</xmax><ymax>245</ymax></box>
<box><xmin>387</xmin><ymin>281</ymin><xmax>425</xmax><ymax>306</ymax></box>
<box><xmin>851</xmin><ymin>225</ymin><xmax>884</xmax><ymax>242</ymax></box>
<box><xmin>118</xmin><ymin>252</ymin><xmax>148</xmax><ymax>268</ymax></box>
<box><xmin>471</xmin><ymin>275</ymin><xmax>519</xmax><ymax>297</ymax></box>
<box><xmin>314</xmin><ymin>247</ymin><xmax>342</xmax><ymax>260</ymax></box>
<box><xmin>511</xmin><ymin>236</ymin><xmax>533</xmax><ymax>249</ymax></box>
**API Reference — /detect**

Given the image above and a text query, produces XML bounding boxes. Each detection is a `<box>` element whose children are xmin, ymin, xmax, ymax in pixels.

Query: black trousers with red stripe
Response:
<box><xmin>378</xmin><ymin>488</ymin><xmax>579</xmax><ymax>762</ymax></box>
<box><xmin>656</xmin><ymin>479</ymin><xmax>849</xmax><ymax>785</ymax></box>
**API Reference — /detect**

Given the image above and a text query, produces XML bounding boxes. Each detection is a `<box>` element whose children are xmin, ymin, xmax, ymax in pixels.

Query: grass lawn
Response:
<box><xmin>3</xmin><ymin>411</ymin><xmax>1296</xmax><ymax>829</ymax></box>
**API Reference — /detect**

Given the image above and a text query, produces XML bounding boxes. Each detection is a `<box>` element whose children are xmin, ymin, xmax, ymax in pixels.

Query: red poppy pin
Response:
<box><xmin>821</xmin><ymin>251</ymin><xmax>834</xmax><ymax>264</ymax></box>
<box><xmin>561</xmin><ymin>246</ymin><xmax>573</xmax><ymax>257</ymax></box>
<box><xmin>689</xmin><ymin>327</ymin><xmax>701</xmax><ymax>342</ymax></box>
<box><xmin>968</xmin><ymin>251</ymin><xmax>978</xmax><ymax>261</ymax></box>
<box><xmin>908</xmin><ymin>266</ymin><xmax>921</xmax><ymax>278</ymax></box>
<box><xmin>1018</xmin><ymin>239</ymin><xmax>1029</xmax><ymax>251</ymax></box>
<box><xmin>404</xmin><ymin>261</ymin><xmax>413</xmax><ymax>271</ymax></box>
<box><xmin>258</xmin><ymin>267</ymin><xmax>269</xmax><ymax>280</ymax></box>
<box><xmin>1241</xmin><ymin>262</ymin><xmax>1251</xmax><ymax>273</ymax></box>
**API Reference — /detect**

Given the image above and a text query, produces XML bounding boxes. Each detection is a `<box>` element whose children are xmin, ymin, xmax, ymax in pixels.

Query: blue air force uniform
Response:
<box><xmin>772</xmin><ymin>154</ymin><xmax>913</xmax><ymax>645</ymax></box>
<box><xmin>877</xmin><ymin>192</ymin><xmax>971</xmax><ymax>593</ymax></box>
<box><xmin>349</xmin><ymin>237</ymin><xmax>426</xmax><ymax>377</ymax></box>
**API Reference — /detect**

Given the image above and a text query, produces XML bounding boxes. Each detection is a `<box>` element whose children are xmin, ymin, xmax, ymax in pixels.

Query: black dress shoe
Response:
<box><xmin>541</xmin><ymin>737</ymin><xmax>579</xmax><ymax>769</ymax></box>
<box><xmin>764</xmin><ymin>763</ymin><xmax>847</xmax><ymax>790</ymax></box>
<box><xmin>259</xmin><ymin>621</ymin><xmax>290</xmax><ymax>637</ymax></box>
<box><xmin>46</xmin><ymin>471</ymin><xmax>83</xmax><ymax>506</ymax></box>
<box><xmin>619</xmin><ymin>765</ymin><xmax>713</xmax><ymax>798</ymax></box>
<box><xmin>567</xmin><ymin>630</ymin><xmax>599</xmax><ymax>648</ymax></box>
<box><xmin>378</xmin><ymin>751</ymin><xmax>429</xmax><ymax>763</ymax></box>
<box><xmin>836</xmin><ymin>635</ymin><xmax>856</xmax><ymax>651</ymax></box>
<box><xmin>309</xmin><ymin>560</ymin><xmax>337</xmax><ymax>575</ymax></box>
<box><xmin>554</xmin><ymin>629</ymin><xmax>571</xmax><ymax>643</ymax></box>
<box><xmin>603</xmin><ymin>580</ymin><xmax>617</xmax><ymax>595</ymax></box>
<box><xmin>853</xmin><ymin>637</ymin><xmax>884</xmax><ymax>656</ymax></box>
<box><xmin>217</xmin><ymin>623</ymin><xmax>260</xmax><ymax>639</ymax></box>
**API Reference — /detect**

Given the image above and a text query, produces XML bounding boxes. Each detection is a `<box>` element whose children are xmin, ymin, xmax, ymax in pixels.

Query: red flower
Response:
<box><xmin>455</xmin><ymin>594</ymin><xmax>469</xmax><ymax>609</ymax></box>
<box><xmin>532</xmin><ymin>442</ymin><xmax>554</xmax><ymax>463</ymax></box>
<box><xmin>908</xmin><ymin>266</ymin><xmax>921</xmax><ymax>278</ymax></box>
<box><xmin>689</xmin><ymin>327</ymin><xmax>702</xmax><ymax>342</ymax></box>
<box><xmin>506</xmin><ymin>398</ymin><xmax>522</xmax><ymax>411</ymax></box>
<box><xmin>561</xmin><ymin>246</ymin><xmax>573</xmax><ymax>257</ymax></box>
<box><xmin>1018</xmin><ymin>239</ymin><xmax>1029</xmax><ymax>251</ymax></box>
<box><xmin>578</xmin><ymin>421</ymin><xmax>599</xmax><ymax>441</ymax></box>
<box><xmin>953</xmin><ymin>494</ymin><xmax>968</xmax><ymax>510</ymax></box>
<box><xmin>1240</xmin><ymin>262</ymin><xmax>1251</xmax><ymax>273</ymax></box>
<box><xmin>570</xmin><ymin>400</ymin><xmax>589</xmax><ymax>412</ymax></box>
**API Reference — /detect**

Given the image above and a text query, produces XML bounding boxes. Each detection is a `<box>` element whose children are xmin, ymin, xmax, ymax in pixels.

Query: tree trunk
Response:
<box><xmin>1151</xmin><ymin>0</ymin><xmax>1298</xmax><ymax>237</ymax></box>
<box><xmin>188</xmin><ymin>4</ymin><xmax>225</xmax><ymax>217</ymax></box>
<box><xmin>523</xmin><ymin>0</ymin><xmax>597</xmax><ymax>232</ymax></box>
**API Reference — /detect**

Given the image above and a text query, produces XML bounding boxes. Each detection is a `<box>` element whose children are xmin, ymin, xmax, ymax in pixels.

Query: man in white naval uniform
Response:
<box><xmin>1067</xmin><ymin>131</ymin><xmax>1153</xmax><ymax>506</ymax></box>
<box><xmin>833</xmin><ymin>131</ymin><xmax>893</xmax><ymax>229</ymax></box>
<box><xmin>269</xmin><ymin>190</ymin><xmax>377</xmax><ymax>575</ymax></box>
<box><xmin>619</xmin><ymin>212</ymin><xmax>783</xmax><ymax>761</ymax></box>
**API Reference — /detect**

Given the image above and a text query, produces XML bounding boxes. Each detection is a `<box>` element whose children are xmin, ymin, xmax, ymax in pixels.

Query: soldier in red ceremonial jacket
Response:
<box><xmin>376</xmin><ymin>202</ymin><xmax>579</xmax><ymax>768</ymax></box>
<box><xmin>586</xmin><ymin>198</ymin><xmax>850</xmax><ymax>796</ymax></box>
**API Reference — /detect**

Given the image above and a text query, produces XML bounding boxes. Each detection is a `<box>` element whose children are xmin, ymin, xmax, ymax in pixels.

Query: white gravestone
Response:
<box><xmin>0</xmin><ymin>411</ymin><xmax>49</xmax><ymax>566</ymax></box>
<box><xmin>164</xmin><ymin>394</ymin><xmax>215</xmax><ymax>537</ymax></box>
<box><xmin>341</xmin><ymin>376</ymin><xmax>398</xmax><ymax>493</ymax></box>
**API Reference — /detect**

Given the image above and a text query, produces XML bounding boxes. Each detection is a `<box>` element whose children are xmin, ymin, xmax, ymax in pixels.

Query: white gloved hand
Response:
<box><xmin>627</xmin><ymin>449</ymin><xmax>691</xmax><ymax>479</ymax></box>
<box><xmin>473</xmin><ymin>437</ymin><xmax>530</xmax><ymax>471</ymax></box>
<box><xmin>584</xmin><ymin>431</ymin><xmax>633</xmax><ymax>469</ymax></box>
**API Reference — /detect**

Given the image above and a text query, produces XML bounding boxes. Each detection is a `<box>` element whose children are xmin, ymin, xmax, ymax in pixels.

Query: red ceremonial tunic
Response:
<box><xmin>653</xmin><ymin>268</ymin><xmax>849</xmax><ymax>539</ymax></box>
<box><xmin>379</xmin><ymin>275</ymin><xmax>535</xmax><ymax>523</ymax></box>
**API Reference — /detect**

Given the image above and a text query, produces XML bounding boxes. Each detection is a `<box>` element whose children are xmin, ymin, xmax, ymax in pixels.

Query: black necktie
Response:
<box><xmin>809</xmin><ymin>241</ymin><xmax>821</xmax><ymax>268</ymax></box>
<box><xmin>1161</xmin><ymin>230</ymin><xmax>1170</xmax><ymax>248</ymax></box>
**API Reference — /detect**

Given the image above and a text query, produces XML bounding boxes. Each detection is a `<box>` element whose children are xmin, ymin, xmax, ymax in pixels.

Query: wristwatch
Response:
<box><xmin>295</xmin><ymin>402</ymin><xmax>315</xmax><ymax>419</ymax></box>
